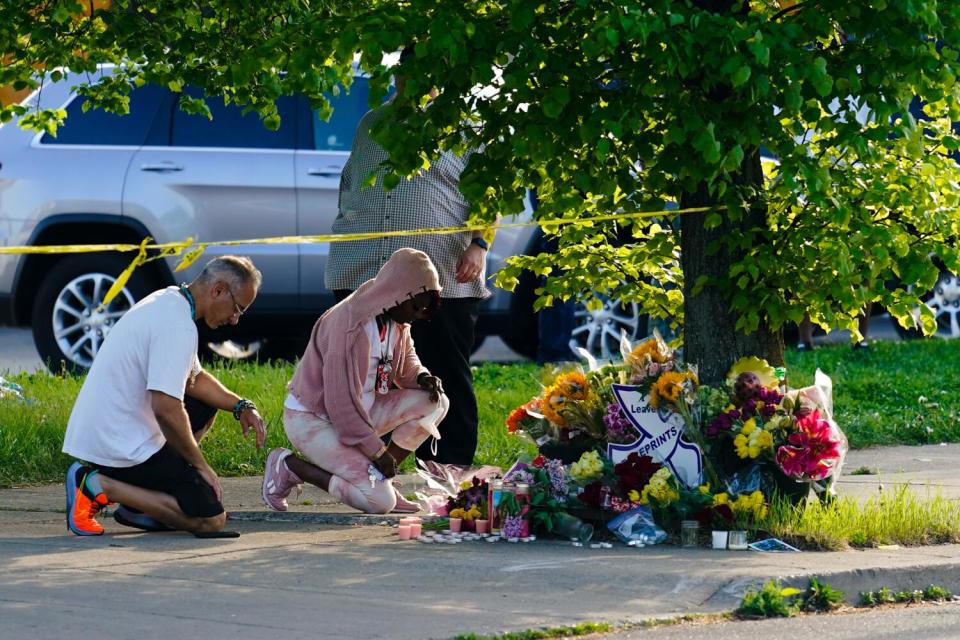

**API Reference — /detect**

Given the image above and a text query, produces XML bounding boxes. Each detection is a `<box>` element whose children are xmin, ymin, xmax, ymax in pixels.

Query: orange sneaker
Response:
<box><xmin>66</xmin><ymin>462</ymin><xmax>110</xmax><ymax>536</ymax></box>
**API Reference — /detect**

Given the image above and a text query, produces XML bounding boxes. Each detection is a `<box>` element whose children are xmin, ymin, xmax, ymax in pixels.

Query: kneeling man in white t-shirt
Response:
<box><xmin>62</xmin><ymin>256</ymin><xmax>267</xmax><ymax>536</ymax></box>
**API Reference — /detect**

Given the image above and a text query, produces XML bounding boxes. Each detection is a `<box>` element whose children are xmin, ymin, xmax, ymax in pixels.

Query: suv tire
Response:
<box><xmin>893</xmin><ymin>269</ymin><xmax>960</xmax><ymax>340</ymax></box>
<box><xmin>31</xmin><ymin>254</ymin><xmax>159</xmax><ymax>373</ymax></box>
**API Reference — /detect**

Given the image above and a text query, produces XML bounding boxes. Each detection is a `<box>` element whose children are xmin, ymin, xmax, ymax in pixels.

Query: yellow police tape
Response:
<box><xmin>0</xmin><ymin>206</ymin><xmax>716</xmax><ymax>306</ymax></box>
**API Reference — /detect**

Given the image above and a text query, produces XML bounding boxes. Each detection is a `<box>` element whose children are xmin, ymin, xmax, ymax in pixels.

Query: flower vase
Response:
<box><xmin>727</xmin><ymin>530</ymin><xmax>749</xmax><ymax>550</ymax></box>
<box><xmin>680</xmin><ymin>520</ymin><xmax>699</xmax><ymax>548</ymax></box>
<box><xmin>551</xmin><ymin>512</ymin><xmax>594</xmax><ymax>542</ymax></box>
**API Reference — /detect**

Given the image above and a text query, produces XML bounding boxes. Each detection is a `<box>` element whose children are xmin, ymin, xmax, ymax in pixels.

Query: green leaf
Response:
<box><xmin>731</xmin><ymin>66</ymin><xmax>752</xmax><ymax>88</ymax></box>
<box><xmin>382</xmin><ymin>172</ymin><xmax>400</xmax><ymax>191</ymax></box>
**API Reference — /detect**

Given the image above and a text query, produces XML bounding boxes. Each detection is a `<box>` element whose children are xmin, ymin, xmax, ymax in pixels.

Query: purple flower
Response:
<box><xmin>545</xmin><ymin>459</ymin><xmax>568</xmax><ymax>500</ymax></box>
<box><xmin>759</xmin><ymin>387</ymin><xmax>784</xmax><ymax>405</ymax></box>
<box><xmin>502</xmin><ymin>514</ymin><xmax>525</xmax><ymax>538</ymax></box>
<box><xmin>603</xmin><ymin>403</ymin><xmax>636</xmax><ymax>444</ymax></box>
<box><xmin>505</xmin><ymin>469</ymin><xmax>535</xmax><ymax>485</ymax></box>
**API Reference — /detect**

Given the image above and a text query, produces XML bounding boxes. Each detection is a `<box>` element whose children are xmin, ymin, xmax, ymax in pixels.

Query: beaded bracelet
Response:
<box><xmin>233</xmin><ymin>398</ymin><xmax>256</xmax><ymax>420</ymax></box>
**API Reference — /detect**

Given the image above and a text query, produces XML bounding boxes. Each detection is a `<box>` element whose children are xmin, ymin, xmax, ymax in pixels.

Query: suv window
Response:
<box><xmin>171</xmin><ymin>90</ymin><xmax>297</xmax><ymax>149</ymax></box>
<box><xmin>40</xmin><ymin>84</ymin><xmax>167</xmax><ymax>146</ymax></box>
<box><xmin>312</xmin><ymin>77</ymin><xmax>378</xmax><ymax>151</ymax></box>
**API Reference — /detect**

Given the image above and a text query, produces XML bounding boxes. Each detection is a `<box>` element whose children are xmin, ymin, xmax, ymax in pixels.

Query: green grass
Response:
<box><xmin>785</xmin><ymin>339</ymin><xmax>960</xmax><ymax>448</ymax></box>
<box><xmin>763</xmin><ymin>485</ymin><xmax>960</xmax><ymax>550</ymax></box>
<box><xmin>2</xmin><ymin>338</ymin><xmax>960</xmax><ymax>486</ymax></box>
<box><xmin>452</xmin><ymin>622</ymin><xmax>611</xmax><ymax>640</ymax></box>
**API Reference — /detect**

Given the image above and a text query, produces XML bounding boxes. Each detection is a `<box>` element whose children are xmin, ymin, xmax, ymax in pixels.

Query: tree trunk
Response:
<box><xmin>680</xmin><ymin>150</ymin><xmax>784</xmax><ymax>386</ymax></box>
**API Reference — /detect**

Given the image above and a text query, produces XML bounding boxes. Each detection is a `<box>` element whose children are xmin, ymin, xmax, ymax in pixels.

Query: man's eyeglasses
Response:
<box><xmin>225</xmin><ymin>285</ymin><xmax>249</xmax><ymax>317</ymax></box>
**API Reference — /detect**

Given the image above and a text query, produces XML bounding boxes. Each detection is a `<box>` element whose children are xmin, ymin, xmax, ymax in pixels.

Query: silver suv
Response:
<box><xmin>0</xmin><ymin>71</ymin><xmax>650</xmax><ymax>370</ymax></box>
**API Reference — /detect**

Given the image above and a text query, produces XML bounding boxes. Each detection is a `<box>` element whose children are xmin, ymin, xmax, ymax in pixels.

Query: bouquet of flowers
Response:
<box><xmin>700</xmin><ymin>358</ymin><xmax>847</xmax><ymax>495</ymax></box>
<box><xmin>445</xmin><ymin>478</ymin><xmax>489</xmax><ymax>530</ymax></box>
<box><xmin>571</xmin><ymin>450</ymin><xmax>665</xmax><ymax>514</ymax></box>
<box><xmin>505</xmin><ymin>366</ymin><xmax>608</xmax><ymax>460</ymax></box>
<box><xmin>710</xmin><ymin>490</ymin><xmax>768</xmax><ymax>532</ymax></box>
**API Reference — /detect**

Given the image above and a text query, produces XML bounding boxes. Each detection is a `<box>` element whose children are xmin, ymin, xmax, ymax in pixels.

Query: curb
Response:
<box><xmin>778</xmin><ymin>561</ymin><xmax>960</xmax><ymax>603</ymax></box>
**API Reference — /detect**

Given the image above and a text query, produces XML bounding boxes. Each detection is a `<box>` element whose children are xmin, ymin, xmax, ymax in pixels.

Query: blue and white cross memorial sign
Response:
<box><xmin>608</xmin><ymin>384</ymin><xmax>703</xmax><ymax>489</ymax></box>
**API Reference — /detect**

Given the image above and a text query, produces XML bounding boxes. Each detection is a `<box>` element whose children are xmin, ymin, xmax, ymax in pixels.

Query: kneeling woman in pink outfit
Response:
<box><xmin>262</xmin><ymin>248</ymin><xmax>448</xmax><ymax>514</ymax></box>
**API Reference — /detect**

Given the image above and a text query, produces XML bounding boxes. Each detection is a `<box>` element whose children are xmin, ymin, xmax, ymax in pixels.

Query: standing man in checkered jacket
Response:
<box><xmin>324</xmin><ymin>54</ymin><xmax>489</xmax><ymax>465</ymax></box>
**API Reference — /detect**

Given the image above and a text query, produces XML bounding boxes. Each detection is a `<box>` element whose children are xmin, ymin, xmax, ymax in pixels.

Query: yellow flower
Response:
<box><xmin>650</xmin><ymin>371</ymin><xmax>698</xmax><ymax>409</ymax></box>
<box><xmin>733</xmin><ymin>433</ymin><xmax>751</xmax><ymax>458</ymax></box>
<box><xmin>726</xmin><ymin>356</ymin><xmax>778</xmax><ymax>389</ymax></box>
<box><xmin>459</xmin><ymin>480</ymin><xmax>473</xmax><ymax>490</ymax></box>
<box><xmin>755</xmin><ymin>429</ymin><xmax>773</xmax><ymax>450</ymax></box>
<box><xmin>627</xmin><ymin>490</ymin><xmax>640</xmax><ymax>502</ymax></box>
<box><xmin>449</xmin><ymin>508</ymin><xmax>465</xmax><ymax>519</ymax></box>
<box><xmin>570</xmin><ymin>450</ymin><xmax>604</xmax><ymax>483</ymax></box>
<box><xmin>712</xmin><ymin>492</ymin><xmax>730</xmax><ymax>506</ymax></box>
<box><xmin>627</xmin><ymin>338</ymin><xmax>670</xmax><ymax>366</ymax></box>
<box><xmin>641</xmin><ymin>467</ymin><xmax>679</xmax><ymax>505</ymax></box>
<box><xmin>734</xmin><ymin>420</ymin><xmax>773</xmax><ymax>459</ymax></box>
<box><xmin>539</xmin><ymin>371</ymin><xmax>596</xmax><ymax>425</ymax></box>
<box><xmin>731</xmin><ymin>491</ymin><xmax>768</xmax><ymax>522</ymax></box>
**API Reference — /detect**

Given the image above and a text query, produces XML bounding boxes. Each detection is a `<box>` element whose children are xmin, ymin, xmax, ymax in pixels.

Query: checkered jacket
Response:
<box><xmin>324</xmin><ymin>107</ymin><xmax>489</xmax><ymax>299</ymax></box>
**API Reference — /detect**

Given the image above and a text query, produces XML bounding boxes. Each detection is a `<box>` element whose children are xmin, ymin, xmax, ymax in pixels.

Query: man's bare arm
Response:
<box><xmin>186</xmin><ymin>370</ymin><xmax>266</xmax><ymax>449</ymax></box>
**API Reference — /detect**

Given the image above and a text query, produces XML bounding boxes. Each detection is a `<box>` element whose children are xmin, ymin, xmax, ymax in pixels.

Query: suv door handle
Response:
<box><xmin>140</xmin><ymin>163</ymin><xmax>184</xmax><ymax>172</ymax></box>
<box><xmin>307</xmin><ymin>167</ymin><xmax>341</xmax><ymax>177</ymax></box>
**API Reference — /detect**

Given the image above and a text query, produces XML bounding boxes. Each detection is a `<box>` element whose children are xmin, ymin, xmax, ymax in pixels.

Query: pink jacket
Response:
<box><xmin>288</xmin><ymin>249</ymin><xmax>440</xmax><ymax>457</ymax></box>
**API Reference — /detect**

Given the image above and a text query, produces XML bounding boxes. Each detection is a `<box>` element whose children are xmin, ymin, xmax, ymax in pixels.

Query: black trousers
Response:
<box><xmin>334</xmin><ymin>290</ymin><xmax>480</xmax><ymax>464</ymax></box>
<box><xmin>94</xmin><ymin>396</ymin><xmax>222</xmax><ymax>517</ymax></box>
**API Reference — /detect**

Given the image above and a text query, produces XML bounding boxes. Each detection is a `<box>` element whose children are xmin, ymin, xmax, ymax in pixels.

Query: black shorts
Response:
<box><xmin>91</xmin><ymin>397</ymin><xmax>223</xmax><ymax>518</ymax></box>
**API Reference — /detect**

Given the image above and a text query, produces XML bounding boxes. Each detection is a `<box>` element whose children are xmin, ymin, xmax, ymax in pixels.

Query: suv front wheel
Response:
<box><xmin>31</xmin><ymin>254</ymin><xmax>157</xmax><ymax>372</ymax></box>
<box><xmin>894</xmin><ymin>269</ymin><xmax>960</xmax><ymax>340</ymax></box>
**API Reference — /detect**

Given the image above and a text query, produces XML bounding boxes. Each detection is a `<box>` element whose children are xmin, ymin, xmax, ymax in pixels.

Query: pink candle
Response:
<box><xmin>397</xmin><ymin>524</ymin><xmax>412</xmax><ymax>540</ymax></box>
<box><xmin>475</xmin><ymin>519</ymin><xmax>489</xmax><ymax>534</ymax></box>
<box><xmin>449</xmin><ymin>517</ymin><xmax>462</xmax><ymax>533</ymax></box>
<box><xmin>409</xmin><ymin>522</ymin><xmax>422</xmax><ymax>537</ymax></box>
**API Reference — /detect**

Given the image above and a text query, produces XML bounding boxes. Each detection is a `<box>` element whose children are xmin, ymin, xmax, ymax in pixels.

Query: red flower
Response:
<box><xmin>776</xmin><ymin>410</ymin><xmax>843</xmax><ymax>480</ymax></box>
<box><xmin>578</xmin><ymin>481</ymin><xmax>603</xmax><ymax>508</ymax></box>
<box><xmin>613</xmin><ymin>452</ymin><xmax>662</xmax><ymax>493</ymax></box>
<box><xmin>532</xmin><ymin>454</ymin><xmax>547</xmax><ymax>468</ymax></box>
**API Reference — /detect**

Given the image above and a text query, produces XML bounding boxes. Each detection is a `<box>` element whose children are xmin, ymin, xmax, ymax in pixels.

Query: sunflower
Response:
<box><xmin>650</xmin><ymin>370</ymin><xmax>699</xmax><ymax>408</ymax></box>
<box><xmin>540</xmin><ymin>371</ymin><xmax>595</xmax><ymax>425</ymax></box>
<box><xmin>626</xmin><ymin>336</ymin><xmax>670</xmax><ymax>367</ymax></box>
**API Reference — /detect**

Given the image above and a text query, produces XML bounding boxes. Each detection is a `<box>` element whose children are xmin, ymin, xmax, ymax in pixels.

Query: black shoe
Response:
<box><xmin>852</xmin><ymin>340</ymin><xmax>869</xmax><ymax>350</ymax></box>
<box><xmin>113</xmin><ymin>504</ymin><xmax>175</xmax><ymax>532</ymax></box>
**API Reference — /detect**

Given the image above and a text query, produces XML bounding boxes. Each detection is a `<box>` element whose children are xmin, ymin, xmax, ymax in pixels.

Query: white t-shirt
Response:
<box><xmin>62</xmin><ymin>287</ymin><xmax>202</xmax><ymax>467</ymax></box>
<box><xmin>285</xmin><ymin>318</ymin><xmax>392</xmax><ymax>417</ymax></box>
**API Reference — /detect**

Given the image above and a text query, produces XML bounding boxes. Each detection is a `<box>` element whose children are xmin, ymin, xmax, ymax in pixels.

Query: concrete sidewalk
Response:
<box><xmin>2</xmin><ymin>444</ymin><xmax>959</xmax><ymax>640</ymax></box>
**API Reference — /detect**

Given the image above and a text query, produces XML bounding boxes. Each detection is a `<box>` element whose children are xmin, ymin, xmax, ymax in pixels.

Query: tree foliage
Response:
<box><xmin>4</xmin><ymin>1</ymin><xmax>960</xmax><ymax>379</ymax></box>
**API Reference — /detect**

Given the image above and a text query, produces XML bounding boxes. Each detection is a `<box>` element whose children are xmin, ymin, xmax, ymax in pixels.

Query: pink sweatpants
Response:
<box><xmin>284</xmin><ymin>389</ymin><xmax>449</xmax><ymax>514</ymax></box>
